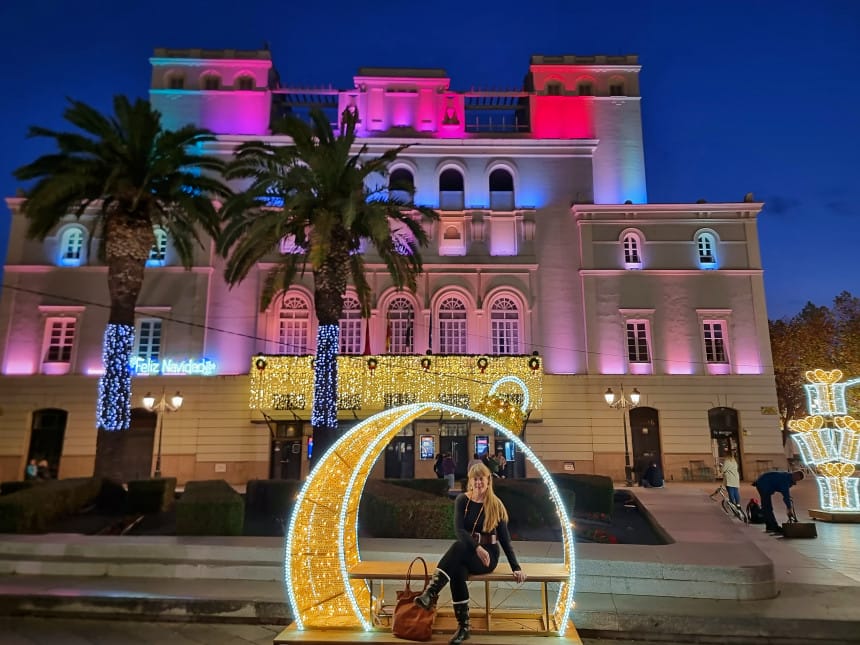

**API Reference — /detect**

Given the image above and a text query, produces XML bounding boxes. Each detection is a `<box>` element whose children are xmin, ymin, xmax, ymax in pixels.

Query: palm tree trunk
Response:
<box><xmin>310</xmin><ymin>243</ymin><xmax>349</xmax><ymax>468</ymax></box>
<box><xmin>94</xmin><ymin>213</ymin><xmax>153</xmax><ymax>480</ymax></box>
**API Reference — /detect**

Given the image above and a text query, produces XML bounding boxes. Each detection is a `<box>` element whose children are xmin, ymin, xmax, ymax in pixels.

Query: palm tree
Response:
<box><xmin>219</xmin><ymin>109</ymin><xmax>438</xmax><ymax>465</ymax></box>
<box><xmin>14</xmin><ymin>95</ymin><xmax>230</xmax><ymax>477</ymax></box>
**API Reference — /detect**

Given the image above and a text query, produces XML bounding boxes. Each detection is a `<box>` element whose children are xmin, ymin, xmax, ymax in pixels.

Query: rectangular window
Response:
<box><xmin>44</xmin><ymin>317</ymin><xmax>76</xmax><ymax>363</ymax></box>
<box><xmin>626</xmin><ymin>321</ymin><xmax>650</xmax><ymax>363</ymax></box>
<box><xmin>703</xmin><ymin>321</ymin><xmax>728</xmax><ymax>363</ymax></box>
<box><xmin>339</xmin><ymin>317</ymin><xmax>362</xmax><ymax>355</ymax></box>
<box><xmin>491</xmin><ymin>318</ymin><xmax>519</xmax><ymax>354</ymax></box>
<box><xmin>136</xmin><ymin>318</ymin><xmax>162</xmax><ymax>362</ymax></box>
<box><xmin>439</xmin><ymin>319</ymin><xmax>467</xmax><ymax>354</ymax></box>
<box><xmin>390</xmin><ymin>318</ymin><xmax>414</xmax><ymax>354</ymax></box>
<box><xmin>278</xmin><ymin>318</ymin><xmax>308</xmax><ymax>354</ymax></box>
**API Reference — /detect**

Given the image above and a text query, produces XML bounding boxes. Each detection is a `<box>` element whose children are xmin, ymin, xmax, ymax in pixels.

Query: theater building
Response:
<box><xmin>0</xmin><ymin>49</ymin><xmax>784</xmax><ymax>485</ymax></box>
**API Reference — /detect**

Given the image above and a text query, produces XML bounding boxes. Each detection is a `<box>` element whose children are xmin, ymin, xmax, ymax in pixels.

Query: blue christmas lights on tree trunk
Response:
<box><xmin>97</xmin><ymin>323</ymin><xmax>134</xmax><ymax>431</ymax></box>
<box><xmin>311</xmin><ymin>324</ymin><xmax>339</xmax><ymax>463</ymax></box>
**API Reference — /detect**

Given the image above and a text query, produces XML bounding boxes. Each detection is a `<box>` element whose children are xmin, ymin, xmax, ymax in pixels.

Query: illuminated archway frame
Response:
<box><xmin>283</xmin><ymin>382</ymin><xmax>576</xmax><ymax>636</ymax></box>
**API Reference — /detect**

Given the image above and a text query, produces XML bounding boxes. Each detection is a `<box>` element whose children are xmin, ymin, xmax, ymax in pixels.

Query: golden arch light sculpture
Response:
<box><xmin>283</xmin><ymin>376</ymin><xmax>575</xmax><ymax>635</ymax></box>
<box><xmin>789</xmin><ymin>369</ymin><xmax>860</xmax><ymax>512</ymax></box>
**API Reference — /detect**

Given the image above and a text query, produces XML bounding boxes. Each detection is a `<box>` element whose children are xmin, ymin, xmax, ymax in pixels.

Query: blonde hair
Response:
<box><xmin>467</xmin><ymin>462</ymin><xmax>508</xmax><ymax>530</ymax></box>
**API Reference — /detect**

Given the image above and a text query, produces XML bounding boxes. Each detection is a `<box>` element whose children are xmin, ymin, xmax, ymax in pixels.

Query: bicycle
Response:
<box><xmin>709</xmin><ymin>485</ymin><xmax>748</xmax><ymax>523</ymax></box>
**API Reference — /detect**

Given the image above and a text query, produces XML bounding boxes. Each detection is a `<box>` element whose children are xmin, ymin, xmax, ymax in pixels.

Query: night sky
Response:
<box><xmin>1</xmin><ymin>0</ymin><xmax>857</xmax><ymax>319</ymax></box>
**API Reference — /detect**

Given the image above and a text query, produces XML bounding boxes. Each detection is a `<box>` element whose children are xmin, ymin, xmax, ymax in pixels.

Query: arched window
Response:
<box><xmin>438</xmin><ymin>296</ymin><xmax>467</xmax><ymax>354</ymax></box>
<box><xmin>623</xmin><ymin>232</ymin><xmax>642</xmax><ymax>268</ymax></box>
<box><xmin>545</xmin><ymin>80</ymin><xmax>563</xmax><ymax>96</ymax></box>
<box><xmin>389</xmin><ymin>168</ymin><xmax>415</xmax><ymax>204</ymax></box>
<box><xmin>278</xmin><ymin>296</ymin><xmax>310</xmax><ymax>354</ymax></box>
<box><xmin>489</xmin><ymin>168</ymin><xmax>514</xmax><ymax>211</ymax></box>
<box><xmin>59</xmin><ymin>227</ymin><xmax>85</xmax><ymax>266</ymax></box>
<box><xmin>338</xmin><ymin>296</ymin><xmax>362</xmax><ymax>355</ymax></box>
<box><xmin>439</xmin><ymin>168</ymin><xmax>464</xmax><ymax>210</ymax></box>
<box><xmin>490</xmin><ymin>297</ymin><xmax>520</xmax><ymax>354</ymax></box>
<box><xmin>387</xmin><ymin>297</ymin><xmax>415</xmax><ymax>354</ymax></box>
<box><xmin>577</xmin><ymin>81</ymin><xmax>594</xmax><ymax>96</ymax></box>
<box><xmin>147</xmin><ymin>228</ymin><xmax>168</xmax><ymax>266</ymax></box>
<box><xmin>696</xmin><ymin>231</ymin><xmax>717</xmax><ymax>267</ymax></box>
<box><xmin>167</xmin><ymin>73</ymin><xmax>185</xmax><ymax>90</ymax></box>
<box><xmin>202</xmin><ymin>74</ymin><xmax>222</xmax><ymax>91</ymax></box>
<box><xmin>236</xmin><ymin>75</ymin><xmax>255</xmax><ymax>90</ymax></box>
<box><xmin>443</xmin><ymin>226</ymin><xmax>461</xmax><ymax>240</ymax></box>
<box><xmin>609</xmin><ymin>77</ymin><xmax>626</xmax><ymax>96</ymax></box>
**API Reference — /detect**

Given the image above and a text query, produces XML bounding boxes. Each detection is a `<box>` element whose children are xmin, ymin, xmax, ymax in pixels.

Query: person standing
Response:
<box><xmin>442</xmin><ymin>453</ymin><xmax>456</xmax><ymax>491</ymax></box>
<box><xmin>414</xmin><ymin>462</ymin><xmax>527</xmax><ymax>644</ymax></box>
<box><xmin>753</xmin><ymin>470</ymin><xmax>804</xmax><ymax>534</ymax></box>
<box><xmin>433</xmin><ymin>453</ymin><xmax>444</xmax><ymax>479</ymax></box>
<box><xmin>721</xmin><ymin>455</ymin><xmax>741</xmax><ymax>505</ymax></box>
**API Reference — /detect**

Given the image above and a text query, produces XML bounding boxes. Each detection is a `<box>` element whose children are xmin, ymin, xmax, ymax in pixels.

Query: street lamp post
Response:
<box><xmin>143</xmin><ymin>389</ymin><xmax>184</xmax><ymax>478</ymax></box>
<box><xmin>604</xmin><ymin>385</ymin><xmax>641</xmax><ymax>487</ymax></box>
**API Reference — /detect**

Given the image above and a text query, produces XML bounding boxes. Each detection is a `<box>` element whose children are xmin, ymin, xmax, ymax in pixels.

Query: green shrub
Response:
<box><xmin>176</xmin><ymin>479</ymin><xmax>244</xmax><ymax>536</ymax></box>
<box><xmin>95</xmin><ymin>478</ymin><xmax>127</xmax><ymax>513</ymax></box>
<box><xmin>383</xmin><ymin>478</ymin><xmax>450</xmax><ymax>497</ymax></box>
<box><xmin>0</xmin><ymin>477</ymin><xmax>103</xmax><ymax>533</ymax></box>
<box><xmin>493</xmin><ymin>479</ymin><xmax>563</xmax><ymax>532</ymax></box>
<box><xmin>245</xmin><ymin>479</ymin><xmax>301</xmax><ymax>522</ymax></box>
<box><xmin>127</xmin><ymin>478</ymin><xmax>176</xmax><ymax>513</ymax></box>
<box><xmin>552</xmin><ymin>473</ymin><xmax>614</xmax><ymax>516</ymax></box>
<box><xmin>0</xmin><ymin>481</ymin><xmax>39</xmax><ymax>496</ymax></box>
<box><xmin>359</xmin><ymin>480</ymin><xmax>454</xmax><ymax>539</ymax></box>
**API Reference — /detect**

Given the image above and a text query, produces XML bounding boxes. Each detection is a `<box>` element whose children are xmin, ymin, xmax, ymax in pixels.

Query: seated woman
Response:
<box><xmin>415</xmin><ymin>462</ymin><xmax>527</xmax><ymax>644</ymax></box>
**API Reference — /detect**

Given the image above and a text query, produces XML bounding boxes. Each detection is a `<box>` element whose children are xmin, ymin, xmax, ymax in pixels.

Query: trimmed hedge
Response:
<box><xmin>0</xmin><ymin>480</ymin><xmax>39</xmax><ymax>496</ymax></box>
<box><xmin>493</xmin><ymin>478</ymin><xmax>567</xmax><ymax>532</ymax></box>
<box><xmin>127</xmin><ymin>478</ymin><xmax>176</xmax><ymax>513</ymax></box>
<box><xmin>382</xmin><ymin>478</ymin><xmax>450</xmax><ymax>497</ymax></box>
<box><xmin>0</xmin><ymin>477</ymin><xmax>104</xmax><ymax>533</ymax></box>
<box><xmin>359</xmin><ymin>480</ymin><xmax>455</xmax><ymax>539</ymax></box>
<box><xmin>245</xmin><ymin>479</ymin><xmax>302</xmax><ymax>522</ymax></box>
<box><xmin>176</xmin><ymin>480</ymin><xmax>244</xmax><ymax>536</ymax></box>
<box><xmin>552</xmin><ymin>473</ymin><xmax>614</xmax><ymax>516</ymax></box>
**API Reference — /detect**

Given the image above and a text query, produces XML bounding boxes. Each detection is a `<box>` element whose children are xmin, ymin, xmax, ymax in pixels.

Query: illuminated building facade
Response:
<box><xmin>0</xmin><ymin>49</ymin><xmax>784</xmax><ymax>484</ymax></box>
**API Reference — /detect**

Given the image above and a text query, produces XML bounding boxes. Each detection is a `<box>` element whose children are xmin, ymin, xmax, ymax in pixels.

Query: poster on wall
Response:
<box><xmin>475</xmin><ymin>435</ymin><xmax>489</xmax><ymax>456</ymax></box>
<box><xmin>419</xmin><ymin>435</ymin><xmax>436</xmax><ymax>460</ymax></box>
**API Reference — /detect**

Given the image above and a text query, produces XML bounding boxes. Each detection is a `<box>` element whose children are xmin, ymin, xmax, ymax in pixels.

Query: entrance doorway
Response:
<box><xmin>708</xmin><ymin>407</ymin><xmax>744</xmax><ymax>479</ymax></box>
<box><xmin>27</xmin><ymin>409</ymin><xmax>68</xmax><ymax>479</ymax></box>
<box><xmin>440</xmin><ymin>422</ymin><xmax>469</xmax><ymax>480</ymax></box>
<box><xmin>270</xmin><ymin>422</ymin><xmax>304</xmax><ymax>480</ymax></box>
<box><xmin>384</xmin><ymin>430</ymin><xmax>415</xmax><ymax>479</ymax></box>
<box><xmin>629</xmin><ymin>407</ymin><xmax>662</xmax><ymax>480</ymax></box>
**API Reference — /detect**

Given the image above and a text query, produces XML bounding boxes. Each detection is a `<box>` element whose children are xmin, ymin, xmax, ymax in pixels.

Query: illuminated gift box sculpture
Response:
<box><xmin>789</xmin><ymin>369</ymin><xmax>860</xmax><ymax>514</ymax></box>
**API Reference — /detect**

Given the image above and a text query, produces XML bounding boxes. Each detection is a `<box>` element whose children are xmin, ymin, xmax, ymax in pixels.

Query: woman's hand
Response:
<box><xmin>476</xmin><ymin>546</ymin><xmax>490</xmax><ymax>567</ymax></box>
<box><xmin>513</xmin><ymin>569</ymin><xmax>527</xmax><ymax>584</ymax></box>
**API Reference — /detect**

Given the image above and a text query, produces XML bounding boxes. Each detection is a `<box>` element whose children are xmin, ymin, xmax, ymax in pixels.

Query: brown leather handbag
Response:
<box><xmin>391</xmin><ymin>556</ymin><xmax>437</xmax><ymax>641</ymax></box>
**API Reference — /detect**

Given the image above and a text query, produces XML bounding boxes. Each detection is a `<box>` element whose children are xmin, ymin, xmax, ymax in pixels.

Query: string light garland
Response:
<box><xmin>789</xmin><ymin>369</ymin><xmax>860</xmax><ymax>512</ymax></box>
<box><xmin>250</xmin><ymin>354</ymin><xmax>543</xmax><ymax>414</ymax></box>
<box><xmin>96</xmin><ymin>323</ymin><xmax>134</xmax><ymax>430</ymax></box>
<box><xmin>283</xmin><ymin>377</ymin><xmax>573</xmax><ymax>635</ymax></box>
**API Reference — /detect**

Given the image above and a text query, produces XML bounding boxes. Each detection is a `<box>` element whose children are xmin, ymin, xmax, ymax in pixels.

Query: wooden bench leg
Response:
<box><xmin>484</xmin><ymin>580</ymin><xmax>491</xmax><ymax>631</ymax></box>
<box><xmin>541</xmin><ymin>581</ymin><xmax>549</xmax><ymax>632</ymax></box>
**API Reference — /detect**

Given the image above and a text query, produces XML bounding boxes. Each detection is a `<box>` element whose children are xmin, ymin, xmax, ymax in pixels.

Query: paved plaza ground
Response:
<box><xmin>0</xmin><ymin>478</ymin><xmax>858</xmax><ymax>644</ymax></box>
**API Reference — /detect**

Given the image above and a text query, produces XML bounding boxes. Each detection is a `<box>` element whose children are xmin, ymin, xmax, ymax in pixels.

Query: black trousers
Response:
<box><xmin>755</xmin><ymin>486</ymin><xmax>780</xmax><ymax>530</ymax></box>
<box><xmin>437</xmin><ymin>540</ymin><xmax>499</xmax><ymax>602</ymax></box>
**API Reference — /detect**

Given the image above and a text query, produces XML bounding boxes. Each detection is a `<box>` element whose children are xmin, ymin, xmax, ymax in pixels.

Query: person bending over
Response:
<box><xmin>753</xmin><ymin>470</ymin><xmax>804</xmax><ymax>534</ymax></box>
<box><xmin>415</xmin><ymin>462</ymin><xmax>527</xmax><ymax>644</ymax></box>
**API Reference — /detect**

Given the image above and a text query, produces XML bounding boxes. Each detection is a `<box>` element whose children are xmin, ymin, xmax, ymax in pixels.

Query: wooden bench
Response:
<box><xmin>348</xmin><ymin>560</ymin><xmax>571</xmax><ymax>634</ymax></box>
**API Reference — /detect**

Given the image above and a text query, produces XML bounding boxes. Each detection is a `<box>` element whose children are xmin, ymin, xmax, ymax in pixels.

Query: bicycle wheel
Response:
<box><xmin>731</xmin><ymin>503</ymin><xmax>748</xmax><ymax>524</ymax></box>
<box><xmin>720</xmin><ymin>499</ymin><xmax>733</xmax><ymax>516</ymax></box>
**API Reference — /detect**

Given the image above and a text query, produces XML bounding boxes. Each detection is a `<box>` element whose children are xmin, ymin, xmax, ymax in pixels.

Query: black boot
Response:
<box><xmin>449</xmin><ymin>602</ymin><xmax>470</xmax><ymax>644</ymax></box>
<box><xmin>415</xmin><ymin>569</ymin><xmax>448</xmax><ymax>610</ymax></box>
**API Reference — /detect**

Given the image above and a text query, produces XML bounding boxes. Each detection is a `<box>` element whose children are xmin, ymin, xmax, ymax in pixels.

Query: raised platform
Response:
<box><xmin>273</xmin><ymin>622</ymin><xmax>583</xmax><ymax>644</ymax></box>
<box><xmin>809</xmin><ymin>509</ymin><xmax>860</xmax><ymax>523</ymax></box>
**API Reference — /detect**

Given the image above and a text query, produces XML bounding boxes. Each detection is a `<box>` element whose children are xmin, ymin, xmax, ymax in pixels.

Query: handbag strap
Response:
<box><xmin>405</xmin><ymin>556</ymin><xmax>429</xmax><ymax>593</ymax></box>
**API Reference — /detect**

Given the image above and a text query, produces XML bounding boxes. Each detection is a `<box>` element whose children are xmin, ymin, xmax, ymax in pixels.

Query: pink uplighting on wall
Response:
<box><xmin>529</xmin><ymin>97</ymin><xmax>594</xmax><ymax>139</ymax></box>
